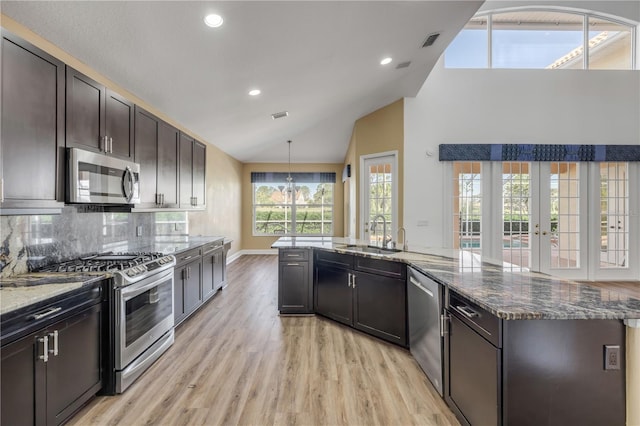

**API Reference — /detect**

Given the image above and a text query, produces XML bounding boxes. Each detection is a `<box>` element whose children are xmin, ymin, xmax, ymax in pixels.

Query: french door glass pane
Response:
<box><xmin>549</xmin><ymin>162</ymin><xmax>580</xmax><ymax>269</ymax></box>
<box><xmin>599</xmin><ymin>163</ymin><xmax>629</xmax><ymax>268</ymax></box>
<box><xmin>501</xmin><ymin>162</ymin><xmax>531</xmax><ymax>269</ymax></box>
<box><xmin>368</xmin><ymin>163</ymin><xmax>393</xmax><ymax>246</ymax></box>
<box><xmin>453</xmin><ymin>162</ymin><xmax>481</xmax><ymax>253</ymax></box>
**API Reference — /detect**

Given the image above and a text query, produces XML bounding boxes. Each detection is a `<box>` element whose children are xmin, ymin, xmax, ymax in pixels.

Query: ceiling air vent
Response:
<box><xmin>271</xmin><ymin>111</ymin><xmax>289</xmax><ymax>120</ymax></box>
<box><xmin>422</xmin><ymin>32</ymin><xmax>441</xmax><ymax>48</ymax></box>
<box><xmin>396</xmin><ymin>61</ymin><xmax>411</xmax><ymax>69</ymax></box>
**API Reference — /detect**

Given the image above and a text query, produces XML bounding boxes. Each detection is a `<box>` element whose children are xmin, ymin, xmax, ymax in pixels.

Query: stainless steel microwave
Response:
<box><xmin>67</xmin><ymin>148</ymin><xmax>140</xmax><ymax>205</ymax></box>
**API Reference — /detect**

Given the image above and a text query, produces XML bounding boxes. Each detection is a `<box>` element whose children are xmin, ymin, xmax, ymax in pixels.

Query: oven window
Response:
<box><xmin>125</xmin><ymin>279</ymin><xmax>173</xmax><ymax>346</ymax></box>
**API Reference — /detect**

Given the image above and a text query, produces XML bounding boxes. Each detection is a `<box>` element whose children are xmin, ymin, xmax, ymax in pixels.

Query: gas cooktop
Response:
<box><xmin>38</xmin><ymin>252</ymin><xmax>168</xmax><ymax>273</ymax></box>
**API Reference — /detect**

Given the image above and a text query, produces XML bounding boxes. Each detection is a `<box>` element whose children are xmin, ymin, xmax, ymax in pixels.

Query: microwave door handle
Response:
<box><xmin>122</xmin><ymin>166</ymin><xmax>134</xmax><ymax>202</ymax></box>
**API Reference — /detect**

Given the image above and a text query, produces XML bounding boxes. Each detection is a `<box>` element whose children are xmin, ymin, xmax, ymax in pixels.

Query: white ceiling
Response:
<box><xmin>2</xmin><ymin>1</ymin><xmax>483</xmax><ymax>163</ymax></box>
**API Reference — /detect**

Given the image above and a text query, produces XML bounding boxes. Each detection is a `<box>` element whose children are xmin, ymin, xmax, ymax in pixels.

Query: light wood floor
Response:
<box><xmin>70</xmin><ymin>255</ymin><xmax>458</xmax><ymax>426</ymax></box>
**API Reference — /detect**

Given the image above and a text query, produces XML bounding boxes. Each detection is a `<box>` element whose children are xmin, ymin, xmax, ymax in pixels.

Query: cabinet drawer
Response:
<box><xmin>203</xmin><ymin>240</ymin><xmax>224</xmax><ymax>254</ymax></box>
<box><xmin>315</xmin><ymin>250</ymin><xmax>353</xmax><ymax>268</ymax></box>
<box><xmin>279</xmin><ymin>249</ymin><xmax>309</xmax><ymax>262</ymax></box>
<box><xmin>355</xmin><ymin>256</ymin><xmax>406</xmax><ymax>279</ymax></box>
<box><xmin>448</xmin><ymin>290</ymin><xmax>501</xmax><ymax>347</ymax></box>
<box><xmin>175</xmin><ymin>248</ymin><xmax>201</xmax><ymax>266</ymax></box>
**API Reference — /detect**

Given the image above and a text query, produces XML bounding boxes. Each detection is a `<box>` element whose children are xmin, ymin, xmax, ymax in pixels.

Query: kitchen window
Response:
<box><xmin>252</xmin><ymin>172</ymin><xmax>335</xmax><ymax>236</ymax></box>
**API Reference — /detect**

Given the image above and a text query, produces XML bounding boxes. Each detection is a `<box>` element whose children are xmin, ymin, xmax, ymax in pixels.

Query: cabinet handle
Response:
<box><xmin>287</xmin><ymin>263</ymin><xmax>299</xmax><ymax>266</ymax></box>
<box><xmin>183</xmin><ymin>255</ymin><xmax>195</xmax><ymax>261</ymax></box>
<box><xmin>453</xmin><ymin>305</ymin><xmax>479</xmax><ymax>319</ymax></box>
<box><xmin>0</xmin><ymin>178</ymin><xmax>4</xmax><ymax>202</ymax></box>
<box><xmin>161</xmin><ymin>193</ymin><xmax>165</xmax><ymax>205</ymax></box>
<box><xmin>286</xmin><ymin>254</ymin><xmax>301</xmax><ymax>257</ymax></box>
<box><xmin>49</xmin><ymin>330</ymin><xmax>59</xmax><ymax>356</ymax></box>
<box><xmin>39</xmin><ymin>336</ymin><xmax>49</xmax><ymax>363</ymax></box>
<box><xmin>109</xmin><ymin>137</ymin><xmax>113</xmax><ymax>153</ymax></box>
<box><xmin>29</xmin><ymin>306</ymin><xmax>62</xmax><ymax>320</ymax></box>
<box><xmin>347</xmin><ymin>273</ymin><xmax>351</xmax><ymax>287</ymax></box>
<box><xmin>440</xmin><ymin>314</ymin><xmax>449</xmax><ymax>337</ymax></box>
<box><xmin>352</xmin><ymin>274</ymin><xmax>356</xmax><ymax>288</ymax></box>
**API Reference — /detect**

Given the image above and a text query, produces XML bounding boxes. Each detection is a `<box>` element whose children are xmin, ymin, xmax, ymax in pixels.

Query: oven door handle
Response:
<box><xmin>120</xmin><ymin>270</ymin><xmax>173</xmax><ymax>301</ymax></box>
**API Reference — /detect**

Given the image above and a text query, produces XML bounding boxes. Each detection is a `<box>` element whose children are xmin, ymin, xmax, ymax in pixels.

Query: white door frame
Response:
<box><xmin>360</xmin><ymin>151</ymin><xmax>398</xmax><ymax>243</ymax></box>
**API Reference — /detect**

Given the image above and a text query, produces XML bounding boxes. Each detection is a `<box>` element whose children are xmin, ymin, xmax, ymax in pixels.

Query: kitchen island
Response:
<box><xmin>273</xmin><ymin>236</ymin><xmax>640</xmax><ymax>426</ymax></box>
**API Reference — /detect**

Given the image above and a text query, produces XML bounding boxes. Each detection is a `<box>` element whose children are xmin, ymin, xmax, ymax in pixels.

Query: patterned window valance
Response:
<box><xmin>439</xmin><ymin>144</ymin><xmax>640</xmax><ymax>162</ymax></box>
<box><xmin>251</xmin><ymin>172</ymin><xmax>336</xmax><ymax>183</ymax></box>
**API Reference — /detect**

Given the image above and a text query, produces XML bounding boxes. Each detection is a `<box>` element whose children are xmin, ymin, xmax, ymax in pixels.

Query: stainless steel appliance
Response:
<box><xmin>40</xmin><ymin>252</ymin><xmax>175</xmax><ymax>394</ymax></box>
<box><xmin>67</xmin><ymin>147</ymin><xmax>140</xmax><ymax>205</ymax></box>
<box><xmin>408</xmin><ymin>266</ymin><xmax>443</xmax><ymax>396</ymax></box>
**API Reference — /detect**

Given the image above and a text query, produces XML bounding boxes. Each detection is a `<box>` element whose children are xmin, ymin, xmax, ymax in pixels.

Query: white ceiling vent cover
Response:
<box><xmin>422</xmin><ymin>32</ymin><xmax>441</xmax><ymax>47</ymax></box>
<box><xmin>271</xmin><ymin>111</ymin><xmax>289</xmax><ymax>120</ymax></box>
<box><xmin>396</xmin><ymin>61</ymin><xmax>411</xmax><ymax>69</ymax></box>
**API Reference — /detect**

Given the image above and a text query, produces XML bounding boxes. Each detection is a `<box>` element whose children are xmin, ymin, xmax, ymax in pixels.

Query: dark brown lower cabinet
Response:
<box><xmin>0</xmin><ymin>303</ymin><xmax>102</xmax><ymax>426</ymax></box>
<box><xmin>313</xmin><ymin>250</ymin><xmax>407</xmax><ymax>347</ymax></box>
<box><xmin>278</xmin><ymin>249</ymin><xmax>313</xmax><ymax>314</ymax></box>
<box><xmin>174</xmin><ymin>256</ymin><xmax>202</xmax><ymax>325</ymax></box>
<box><xmin>444</xmin><ymin>289</ymin><xmax>626</xmax><ymax>426</ymax></box>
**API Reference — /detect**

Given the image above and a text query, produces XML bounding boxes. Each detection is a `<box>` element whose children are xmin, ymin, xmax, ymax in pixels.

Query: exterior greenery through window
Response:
<box><xmin>445</xmin><ymin>8</ymin><xmax>636</xmax><ymax>70</ymax></box>
<box><xmin>252</xmin><ymin>172</ymin><xmax>335</xmax><ymax>236</ymax></box>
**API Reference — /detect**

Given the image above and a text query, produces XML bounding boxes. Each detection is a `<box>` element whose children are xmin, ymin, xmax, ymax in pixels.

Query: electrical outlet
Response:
<box><xmin>136</xmin><ymin>225</ymin><xmax>143</xmax><ymax>237</ymax></box>
<box><xmin>417</xmin><ymin>220</ymin><xmax>429</xmax><ymax>227</ymax></box>
<box><xmin>604</xmin><ymin>345</ymin><xmax>620</xmax><ymax>370</ymax></box>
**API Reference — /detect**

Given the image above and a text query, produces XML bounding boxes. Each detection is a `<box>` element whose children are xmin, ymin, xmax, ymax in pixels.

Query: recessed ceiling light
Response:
<box><xmin>249</xmin><ymin>89</ymin><xmax>261</xmax><ymax>96</ymax></box>
<box><xmin>380</xmin><ymin>57</ymin><xmax>393</xmax><ymax>65</ymax></box>
<box><xmin>204</xmin><ymin>14</ymin><xmax>223</xmax><ymax>28</ymax></box>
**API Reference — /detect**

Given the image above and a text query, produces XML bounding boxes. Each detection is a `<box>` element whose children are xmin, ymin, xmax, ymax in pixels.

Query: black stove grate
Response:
<box><xmin>38</xmin><ymin>252</ymin><xmax>165</xmax><ymax>273</ymax></box>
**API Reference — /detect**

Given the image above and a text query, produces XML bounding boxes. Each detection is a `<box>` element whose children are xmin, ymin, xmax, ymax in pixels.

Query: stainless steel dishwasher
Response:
<box><xmin>408</xmin><ymin>266</ymin><xmax>443</xmax><ymax>396</ymax></box>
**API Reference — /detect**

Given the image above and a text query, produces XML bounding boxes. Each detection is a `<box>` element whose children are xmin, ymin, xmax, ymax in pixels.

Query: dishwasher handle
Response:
<box><xmin>453</xmin><ymin>304</ymin><xmax>480</xmax><ymax>319</ymax></box>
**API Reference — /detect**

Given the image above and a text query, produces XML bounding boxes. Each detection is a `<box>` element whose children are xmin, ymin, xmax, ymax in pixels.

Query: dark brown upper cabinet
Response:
<box><xmin>66</xmin><ymin>66</ymin><xmax>134</xmax><ymax>160</ymax></box>
<box><xmin>134</xmin><ymin>107</ymin><xmax>179</xmax><ymax>208</ymax></box>
<box><xmin>1</xmin><ymin>30</ymin><xmax>65</xmax><ymax>213</ymax></box>
<box><xmin>179</xmin><ymin>132</ymin><xmax>206</xmax><ymax>209</ymax></box>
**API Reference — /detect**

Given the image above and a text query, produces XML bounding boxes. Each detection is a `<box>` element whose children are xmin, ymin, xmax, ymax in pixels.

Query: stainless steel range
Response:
<box><xmin>40</xmin><ymin>252</ymin><xmax>176</xmax><ymax>394</ymax></box>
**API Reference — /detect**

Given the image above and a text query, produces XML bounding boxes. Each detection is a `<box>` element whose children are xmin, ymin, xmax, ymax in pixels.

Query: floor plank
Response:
<box><xmin>69</xmin><ymin>255</ymin><xmax>458</xmax><ymax>426</ymax></box>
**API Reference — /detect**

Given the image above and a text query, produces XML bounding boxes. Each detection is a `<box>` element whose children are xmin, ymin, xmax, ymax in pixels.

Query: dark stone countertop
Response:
<box><xmin>272</xmin><ymin>237</ymin><xmax>640</xmax><ymax>321</ymax></box>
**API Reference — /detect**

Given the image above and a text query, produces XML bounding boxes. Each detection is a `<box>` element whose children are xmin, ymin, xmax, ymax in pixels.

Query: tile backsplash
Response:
<box><xmin>0</xmin><ymin>207</ymin><xmax>188</xmax><ymax>278</ymax></box>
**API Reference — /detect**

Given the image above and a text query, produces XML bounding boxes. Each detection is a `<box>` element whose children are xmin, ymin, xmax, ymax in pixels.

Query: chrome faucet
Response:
<box><xmin>398</xmin><ymin>227</ymin><xmax>408</xmax><ymax>251</ymax></box>
<box><xmin>370</xmin><ymin>214</ymin><xmax>387</xmax><ymax>248</ymax></box>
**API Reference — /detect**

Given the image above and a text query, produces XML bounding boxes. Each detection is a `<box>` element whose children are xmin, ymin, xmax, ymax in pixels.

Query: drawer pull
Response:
<box><xmin>30</xmin><ymin>306</ymin><xmax>62</xmax><ymax>320</ymax></box>
<box><xmin>286</xmin><ymin>254</ymin><xmax>301</xmax><ymax>257</ymax></box>
<box><xmin>287</xmin><ymin>263</ymin><xmax>300</xmax><ymax>266</ymax></box>
<box><xmin>454</xmin><ymin>305</ymin><xmax>479</xmax><ymax>319</ymax></box>
<box><xmin>182</xmin><ymin>255</ymin><xmax>195</xmax><ymax>261</ymax></box>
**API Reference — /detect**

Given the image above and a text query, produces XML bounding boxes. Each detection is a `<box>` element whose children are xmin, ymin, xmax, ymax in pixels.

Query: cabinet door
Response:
<box><xmin>279</xmin><ymin>261</ymin><xmax>309</xmax><ymax>313</ymax></box>
<box><xmin>0</xmin><ymin>333</ymin><xmax>44</xmax><ymax>425</ymax></box>
<box><xmin>66</xmin><ymin>66</ymin><xmax>105</xmax><ymax>152</ymax></box>
<box><xmin>353</xmin><ymin>270</ymin><xmax>406</xmax><ymax>346</ymax></box>
<box><xmin>46</xmin><ymin>304</ymin><xmax>102</xmax><ymax>426</ymax></box>
<box><xmin>183</xmin><ymin>259</ymin><xmax>202</xmax><ymax>315</ymax></box>
<box><xmin>157</xmin><ymin>121</ymin><xmax>179</xmax><ymax>207</ymax></box>
<box><xmin>105</xmin><ymin>90</ymin><xmax>134</xmax><ymax>160</ymax></box>
<box><xmin>446</xmin><ymin>313</ymin><xmax>500</xmax><ymax>426</ymax></box>
<box><xmin>202</xmin><ymin>252</ymin><xmax>215</xmax><ymax>300</ymax></box>
<box><xmin>314</xmin><ymin>264</ymin><xmax>352</xmax><ymax>325</ymax></box>
<box><xmin>192</xmin><ymin>141</ymin><xmax>206</xmax><ymax>208</ymax></box>
<box><xmin>1</xmin><ymin>32</ymin><xmax>65</xmax><ymax>209</ymax></box>
<box><xmin>179</xmin><ymin>133</ymin><xmax>194</xmax><ymax>208</ymax></box>
<box><xmin>174</xmin><ymin>267</ymin><xmax>186</xmax><ymax>325</ymax></box>
<box><xmin>134</xmin><ymin>107</ymin><xmax>159</xmax><ymax>206</ymax></box>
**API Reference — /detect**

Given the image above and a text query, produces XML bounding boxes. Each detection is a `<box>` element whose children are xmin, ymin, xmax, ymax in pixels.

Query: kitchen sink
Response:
<box><xmin>340</xmin><ymin>244</ymin><xmax>402</xmax><ymax>255</ymax></box>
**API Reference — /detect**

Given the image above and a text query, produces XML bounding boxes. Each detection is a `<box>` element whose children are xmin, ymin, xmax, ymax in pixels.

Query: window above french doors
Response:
<box><xmin>451</xmin><ymin>160</ymin><xmax>639</xmax><ymax>280</ymax></box>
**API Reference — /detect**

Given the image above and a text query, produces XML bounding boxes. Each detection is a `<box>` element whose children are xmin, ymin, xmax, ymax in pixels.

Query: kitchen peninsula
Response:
<box><xmin>274</xmin><ymin>236</ymin><xmax>640</xmax><ymax>426</ymax></box>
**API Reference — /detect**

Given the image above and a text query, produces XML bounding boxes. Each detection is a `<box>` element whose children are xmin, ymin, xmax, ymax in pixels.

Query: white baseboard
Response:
<box><xmin>226</xmin><ymin>249</ymin><xmax>277</xmax><ymax>264</ymax></box>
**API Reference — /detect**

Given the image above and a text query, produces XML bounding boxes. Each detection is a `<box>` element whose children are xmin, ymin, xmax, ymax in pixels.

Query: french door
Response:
<box><xmin>361</xmin><ymin>152</ymin><xmax>397</xmax><ymax>246</ymax></box>
<box><xmin>498</xmin><ymin>161</ymin><xmax>636</xmax><ymax>280</ymax></box>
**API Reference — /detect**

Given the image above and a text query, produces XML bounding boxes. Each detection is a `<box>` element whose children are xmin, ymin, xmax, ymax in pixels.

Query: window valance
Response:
<box><xmin>251</xmin><ymin>172</ymin><xmax>336</xmax><ymax>183</ymax></box>
<box><xmin>439</xmin><ymin>144</ymin><xmax>640</xmax><ymax>162</ymax></box>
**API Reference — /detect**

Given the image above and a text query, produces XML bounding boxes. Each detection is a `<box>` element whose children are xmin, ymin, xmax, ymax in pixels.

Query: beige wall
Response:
<box><xmin>344</xmin><ymin>99</ymin><xmax>404</xmax><ymax>239</ymax></box>
<box><xmin>2</xmin><ymin>14</ymin><xmax>244</xmax><ymax>257</ymax></box>
<box><xmin>242</xmin><ymin>162</ymin><xmax>344</xmax><ymax>250</ymax></box>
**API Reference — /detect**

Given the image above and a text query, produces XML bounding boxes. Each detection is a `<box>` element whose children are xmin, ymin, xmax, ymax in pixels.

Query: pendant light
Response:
<box><xmin>286</xmin><ymin>140</ymin><xmax>293</xmax><ymax>194</ymax></box>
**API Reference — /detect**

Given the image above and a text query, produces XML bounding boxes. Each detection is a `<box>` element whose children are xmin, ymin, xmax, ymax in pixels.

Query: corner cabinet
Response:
<box><xmin>134</xmin><ymin>107</ymin><xmax>180</xmax><ymax>208</ymax></box>
<box><xmin>1</xmin><ymin>30</ymin><xmax>65</xmax><ymax>213</ymax></box>
<box><xmin>66</xmin><ymin>66</ymin><xmax>134</xmax><ymax>160</ymax></box>
<box><xmin>179</xmin><ymin>133</ymin><xmax>206</xmax><ymax>210</ymax></box>
<box><xmin>314</xmin><ymin>250</ymin><xmax>407</xmax><ymax>347</ymax></box>
<box><xmin>443</xmin><ymin>289</ymin><xmax>626</xmax><ymax>426</ymax></box>
<box><xmin>278</xmin><ymin>249</ymin><xmax>313</xmax><ymax>314</ymax></box>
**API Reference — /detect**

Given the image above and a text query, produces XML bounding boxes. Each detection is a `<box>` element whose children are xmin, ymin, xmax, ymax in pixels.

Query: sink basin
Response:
<box><xmin>341</xmin><ymin>244</ymin><xmax>402</xmax><ymax>255</ymax></box>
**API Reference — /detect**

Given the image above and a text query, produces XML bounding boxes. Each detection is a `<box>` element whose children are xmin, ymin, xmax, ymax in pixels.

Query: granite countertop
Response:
<box><xmin>0</xmin><ymin>272</ymin><xmax>108</xmax><ymax>316</ymax></box>
<box><xmin>272</xmin><ymin>237</ymin><xmax>640</xmax><ymax>321</ymax></box>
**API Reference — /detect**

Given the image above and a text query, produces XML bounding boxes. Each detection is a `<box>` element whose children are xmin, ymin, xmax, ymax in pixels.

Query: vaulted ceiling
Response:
<box><xmin>2</xmin><ymin>1</ymin><xmax>484</xmax><ymax>163</ymax></box>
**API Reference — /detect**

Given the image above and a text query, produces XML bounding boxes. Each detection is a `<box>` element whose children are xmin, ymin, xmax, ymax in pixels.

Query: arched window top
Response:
<box><xmin>445</xmin><ymin>7</ymin><xmax>637</xmax><ymax>70</ymax></box>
